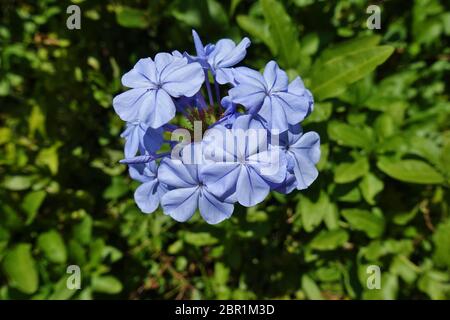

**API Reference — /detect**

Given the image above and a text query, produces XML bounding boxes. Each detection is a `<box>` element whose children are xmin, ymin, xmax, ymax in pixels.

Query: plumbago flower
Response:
<box><xmin>112</xmin><ymin>30</ymin><xmax>321</xmax><ymax>224</ymax></box>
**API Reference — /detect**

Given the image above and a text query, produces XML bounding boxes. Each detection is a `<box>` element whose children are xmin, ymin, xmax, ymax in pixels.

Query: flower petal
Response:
<box><xmin>198</xmin><ymin>190</ymin><xmax>234</xmax><ymax>224</ymax></box>
<box><xmin>142</xmin><ymin>89</ymin><xmax>176</xmax><ymax>128</ymax></box>
<box><xmin>161</xmin><ymin>187</ymin><xmax>199</xmax><ymax>222</ymax></box>
<box><xmin>258</xmin><ymin>96</ymin><xmax>289</xmax><ymax>133</ymax></box>
<box><xmin>263</xmin><ymin>61</ymin><xmax>288</xmax><ymax>92</ymax></box>
<box><xmin>291</xmin><ymin>152</ymin><xmax>319</xmax><ymax>190</ymax></box>
<box><xmin>121</xmin><ymin>123</ymin><xmax>142</xmax><ymax>158</ymax></box>
<box><xmin>291</xmin><ymin>131</ymin><xmax>321</xmax><ymax>164</ymax></box>
<box><xmin>236</xmin><ymin>165</ymin><xmax>270</xmax><ymax>207</ymax></box>
<box><xmin>275</xmin><ymin>91</ymin><xmax>312</xmax><ymax>124</ymax></box>
<box><xmin>158</xmin><ymin>159</ymin><xmax>198</xmax><ymax>188</ymax></box>
<box><xmin>161</xmin><ymin>62</ymin><xmax>204</xmax><ymax>97</ymax></box>
<box><xmin>247</xmin><ymin>149</ymin><xmax>286</xmax><ymax>183</ymax></box>
<box><xmin>112</xmin><ymin>88</ymin><xmax>150</xmax><ymax>122</ymax></box>
<box><xmin>134</xmin><ymin>180</ymin><xmax>160</xmax><ymax>214</ymax></box>
<box><xmin>202</xmin><ymin>163</ymin><xmax>241</xmax><ymax>199</ymax></box>
<box><xmin>229</xmin><ymin>84</ymin><xmax>265</xmax><ymax>111</ymax></box>
<box><xmin>122</xmin><ymin>58</ymin><xmax>157</xmax><ymax>88</ymax></box>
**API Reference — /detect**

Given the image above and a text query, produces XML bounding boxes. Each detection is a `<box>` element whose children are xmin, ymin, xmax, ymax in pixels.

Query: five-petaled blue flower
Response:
<box><xmin>129</xmin><ymin>162</ymin><xmax>167</xmax><ymax>214</ymax></box>
<box><xmin>113</xmin><ymin>53</ymin><xmax>204</xmax><ymax>128</ymax></box>
<box><xmin>202</xmin><ymin>115</ymin><xmax>286</xmax><ymax>207</ymax></box>
<box><xmin>159</xmin><ymin>158</ymin><xmax>234</xmax><ymax>224</ymax></box>
<box><xmin>112</xmin><ymin>31</ymin><xmax>321</xmax><ymax>224</ymax></box>
<box><xmin>229</xmin><ymin>61</ymin><xmax>314</xmax><ymax>133</ymax></box>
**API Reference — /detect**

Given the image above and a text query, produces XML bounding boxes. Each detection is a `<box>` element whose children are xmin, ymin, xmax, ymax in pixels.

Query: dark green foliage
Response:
<box><xmin>0</xmin><ymin>0</ymin><xmax>449</xmax><ymax>299</ymax></box>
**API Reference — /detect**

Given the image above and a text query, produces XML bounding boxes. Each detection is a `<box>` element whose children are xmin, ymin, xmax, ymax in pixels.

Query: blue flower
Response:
<box><xmin>277</xmin><ymin>125</ymin><xmax>321</xmax><ymax>190</ymax></box>
<box><xmin>190</xmin><ymin>30</ymin><xmax>251</xmax><ymax>84</ymax></box>
<box><xmin>121</xmin><ymin>122</ymin><xmax>163</xmax><ymax>158</ymax></box>
<box><xmin>113</xmin><ymin>32</ymin><xmax>320</xmax><ymax>224</ymax></box>
<box><xmin>189</xmin><ymin>30</ymin><xmax>216</xmax><ymax>70</ymax></box>
<box><xmin>229</xmin><ymin>61</ymin><xmax>313</xmax><ymax>133</ymax></box>
<box><xmin>113</xmin><ymin>53</ymin><xmax>204</xmax><ymax>128</ymax></box>
<box><xmin>158</xmin><ymin>157</ymin><xmax>234</xmax><ymax>224</ymax></box>
<box><xmin>129</xmin><ymin>162</ymin><xmax>167</xmax><ymax>214</ymax></box>
<box><xmin>213</xmin><ymin>96</ymin><xmax>240</xmax><ymax>128</ymax></box>
<box><xmin>202</xmin><ymin>115</ymin><xmax>286</xmax><ymax>207</ymax></box>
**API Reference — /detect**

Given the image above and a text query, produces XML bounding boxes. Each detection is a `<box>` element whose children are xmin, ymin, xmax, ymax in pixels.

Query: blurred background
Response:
<box><xmin>0</xmin><ymin>0</ymin><xmax>449</xmax><ymax>300</ymax></box>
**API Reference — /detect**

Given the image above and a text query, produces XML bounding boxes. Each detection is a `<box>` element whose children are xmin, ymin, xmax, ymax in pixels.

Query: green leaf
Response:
<box><xmin>103</xmin><ymin>176</ymin><xmax>129</xmax><ymax>199</ymax></box>
<box><xmin>310</xmin><ymin>36</ymin><xmax>394</xmax><ymax>100</ymax></box>
<box><xmin>36</xmin><ymin>143</ymin><xmax>61</xmax><ymax>175</ymax></box>
<box><xmin>334</xmin><ymin>157</ymin><xmax>369</xmax><ymax>184</ymax></box>
<box><xmin>260</xmin><ymin>0</ymin><xmax>302</xmax><ymax>68</ymax></box>
<box><xmin>304</xmin><ymin>102</ymin><xmax>332</xmax><ymax>123</ymax></box>
<box><xmin>236</xmin><ymin>15</ymin><xmax>277</xmax><ymax>54</ymax></box>
<box><xmin>184</xmin><ymin>232</ymin><xmax>218</xmax><ymax>247</ymax></box>
<box><xmin>328</xmin><ymin>121</ymin><xmax>374</xmax><ymax>149</ymax></box>
<box><xmin>37</xmin><ymin>230</ymin><xmax>67</xmax><ymax>263</ymax></box>
<box><xmin>432</xmin><ymin>219</ymin><xmax>450</xmax><ymax>268</ymax></box>
<box><xmin>72</xmin><ymin>215</ymin><xmax>93</xmax><ymax>245</ymax></box>
<box><xmin>297</xmin><ymin>191</ymin><xmax>334</xmax><ymax>232</ymax></box>
<box><xmin>310</xmin><ymin>229</ymin><xmax>349</xmax><ymax>250</ymax></box>
<box><xmin>342</xmin><ymin>209</ymin><xmax>385</xmax><ymax>238</ymax></box>
<box><xmin>21</xmin><ymin>190</ymin><xmax>46</xmax><ymax>224</ymax></box>
<box><xmin>363</xmin><ymin>273</ymin><xmax>398</xmax><ymax>300</ymax></box>
<box><xmin>49</xmin><ymin>275</ymin><xmax>76</xmax><ymax>300</ymax></box>
<box><xmin>92</xmin><ymin>275</ymin><xmax>123</xmax><ymax>294</ymax></box>
<box><xmin>2</xmin><ymin>243</ymin><xmax>39</xmax><ymax>294</ymax></box>
<box><xmin>3</xmin><ymin>175</ymin><xmax>32</xmax><ymax>191</ymax></box>
<box><xmin>359</xmin><ymin>173</ymin><xmax>384</xmax><ymax>205</ymax></box>
<box><xmin>116</xmin><ymin>7</ymin><xmax>149</xmax><ymax>29</ymax></box>
<box><xmin>207</xmin><ymin>0</ymin><xmax>228</xmax><ymax>27</ymax></box>
<box><xmin>301</xmin><ymin>275</ymin><xmax>323</xmax><ymax>300</ymax></box>
<box><xmin>390</xmin><ymin>256</ymin><xmax>418</xmax><ymax>284</ymax></box>
<box><xmin>28</xmin><ymin>104</ymin><xmax>46</xmax><ymax>138</ymax></box>
<box><xmin>377</xmin><ymin>158</ymin><xmax>445</xmax><ymax>184</ymax></box>
<box><xmin>418</xmin><ymin>270</ymin><xmax>449</xmax><ymax>300</ymax></box>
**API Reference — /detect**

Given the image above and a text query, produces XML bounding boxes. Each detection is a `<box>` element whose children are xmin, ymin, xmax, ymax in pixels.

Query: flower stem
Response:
<box><xmin>203</xmin><ymin>70</ymin><xmax>214</xmax><ymax>106</ymax></box>
<box><xmin>214</xmin><ymin>78</ymin><xmax>221</xmax><ymax>110</ymax></box>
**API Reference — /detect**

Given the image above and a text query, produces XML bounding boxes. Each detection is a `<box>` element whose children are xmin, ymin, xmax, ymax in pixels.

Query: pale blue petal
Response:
<box><xmin>154</xmin><ymin>52</ymin><xmax>177</xmax><ymax>75</ymax></box>
<box><xmin>142</xmin><ymin>89</ymin><xmax>176</xmax><ymax>128</ymax></box>
<box><xmin>198</xmin><ymin>190</ymin><xmax>234</xmax><ymax>224</ymax></box>
<box><xmin>291</xmin><ymin>131</ymin><xmax>321</xmax><ymax>164</ymax></box>
<box><xmin>247</xmin><ymin>149</ymin><xmax>286</xmax><ymax>184</ymax></box>
<box><xmin>263</xmin><ymin>61</ymin><xmax>288</xmax><ymax>92</ymax></box>
<box><xmin>291</xmin><ymin>152</ymin><xmax>319</xmax><ymax>190</ymax></box>
<box><xmin>161</xmin><ymin>62</ymin><xmax>204</xmax><ymax>97</ymax></box>
<box><xmin>229</xmin><ymin>84</ymin><xmax>265</xmax><ymax>110</ymax></box>
<box><xmin>158</xmin><ymin>159</ymin><xmax>198</xmax><ymax>188</ymax></box>
<box><xmin>113</xmin><ymin>88</ymin><xmax>150</xmax><ymax>122</ymax></box>
<box><xmin>233</xmin><ymin>67</ymin><xmax>265</xmax><ymax>88</ymax></box>
<box><xmin>122</xmin><ymin>58</ymin><xmax>157</xmax><ymax>87</ymax></box>
<box><xmin>129</xmin><ymin>164</ymin><xmax>151</xmax><ymax>183</ymax></box>
<box><xmin>219</xmin><ymin>37</ymin><xmax>251</xmax><ymax>67</ymax></box>
<box><xmin>258</xmin><ymin>96</ymin><xmax>289</xmax><ymax>133</ymax></box>
<box><xmin>202</xmin><ymin>163</ymin><xmax>240</xmax><ymax>199</ymax></box>
<box><xmin>236</xmin><ymin>166</ymin><xmax>270</xmax><ymax>207</ymax></box>
<box><xmin>215</xmin><ymin>68</ymin><xmax>235</xmax><ymax>85</ymax></box>
<box><xmin>161</xmin><ymin>187</ymin><xmax>199</xmax><ymax>222</ymax></box>
<box><xmin>209</xmin><ymin>37</ymin><xmax>251</xmax><ymax>69</ymax></box>
<box><xmin>124</xmin><ymin>124</ymin><xmax>141</xmax><ymax>158</ymax></box>
<box><xmin>272</xmin><ymin>171</ymin><xmax>297</xmax><ymax>194</ymax></box>
<box><xmin>134</xmin><ymin>180</ymin><xmax>160</xmax><ymax>214</ymax></box>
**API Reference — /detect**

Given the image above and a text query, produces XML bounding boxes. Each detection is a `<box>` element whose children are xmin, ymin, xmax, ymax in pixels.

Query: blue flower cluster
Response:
<box><xmin>113</xmin><ymin>31</ymin><xmax>320</xmax><ymax>224</ymax></box>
